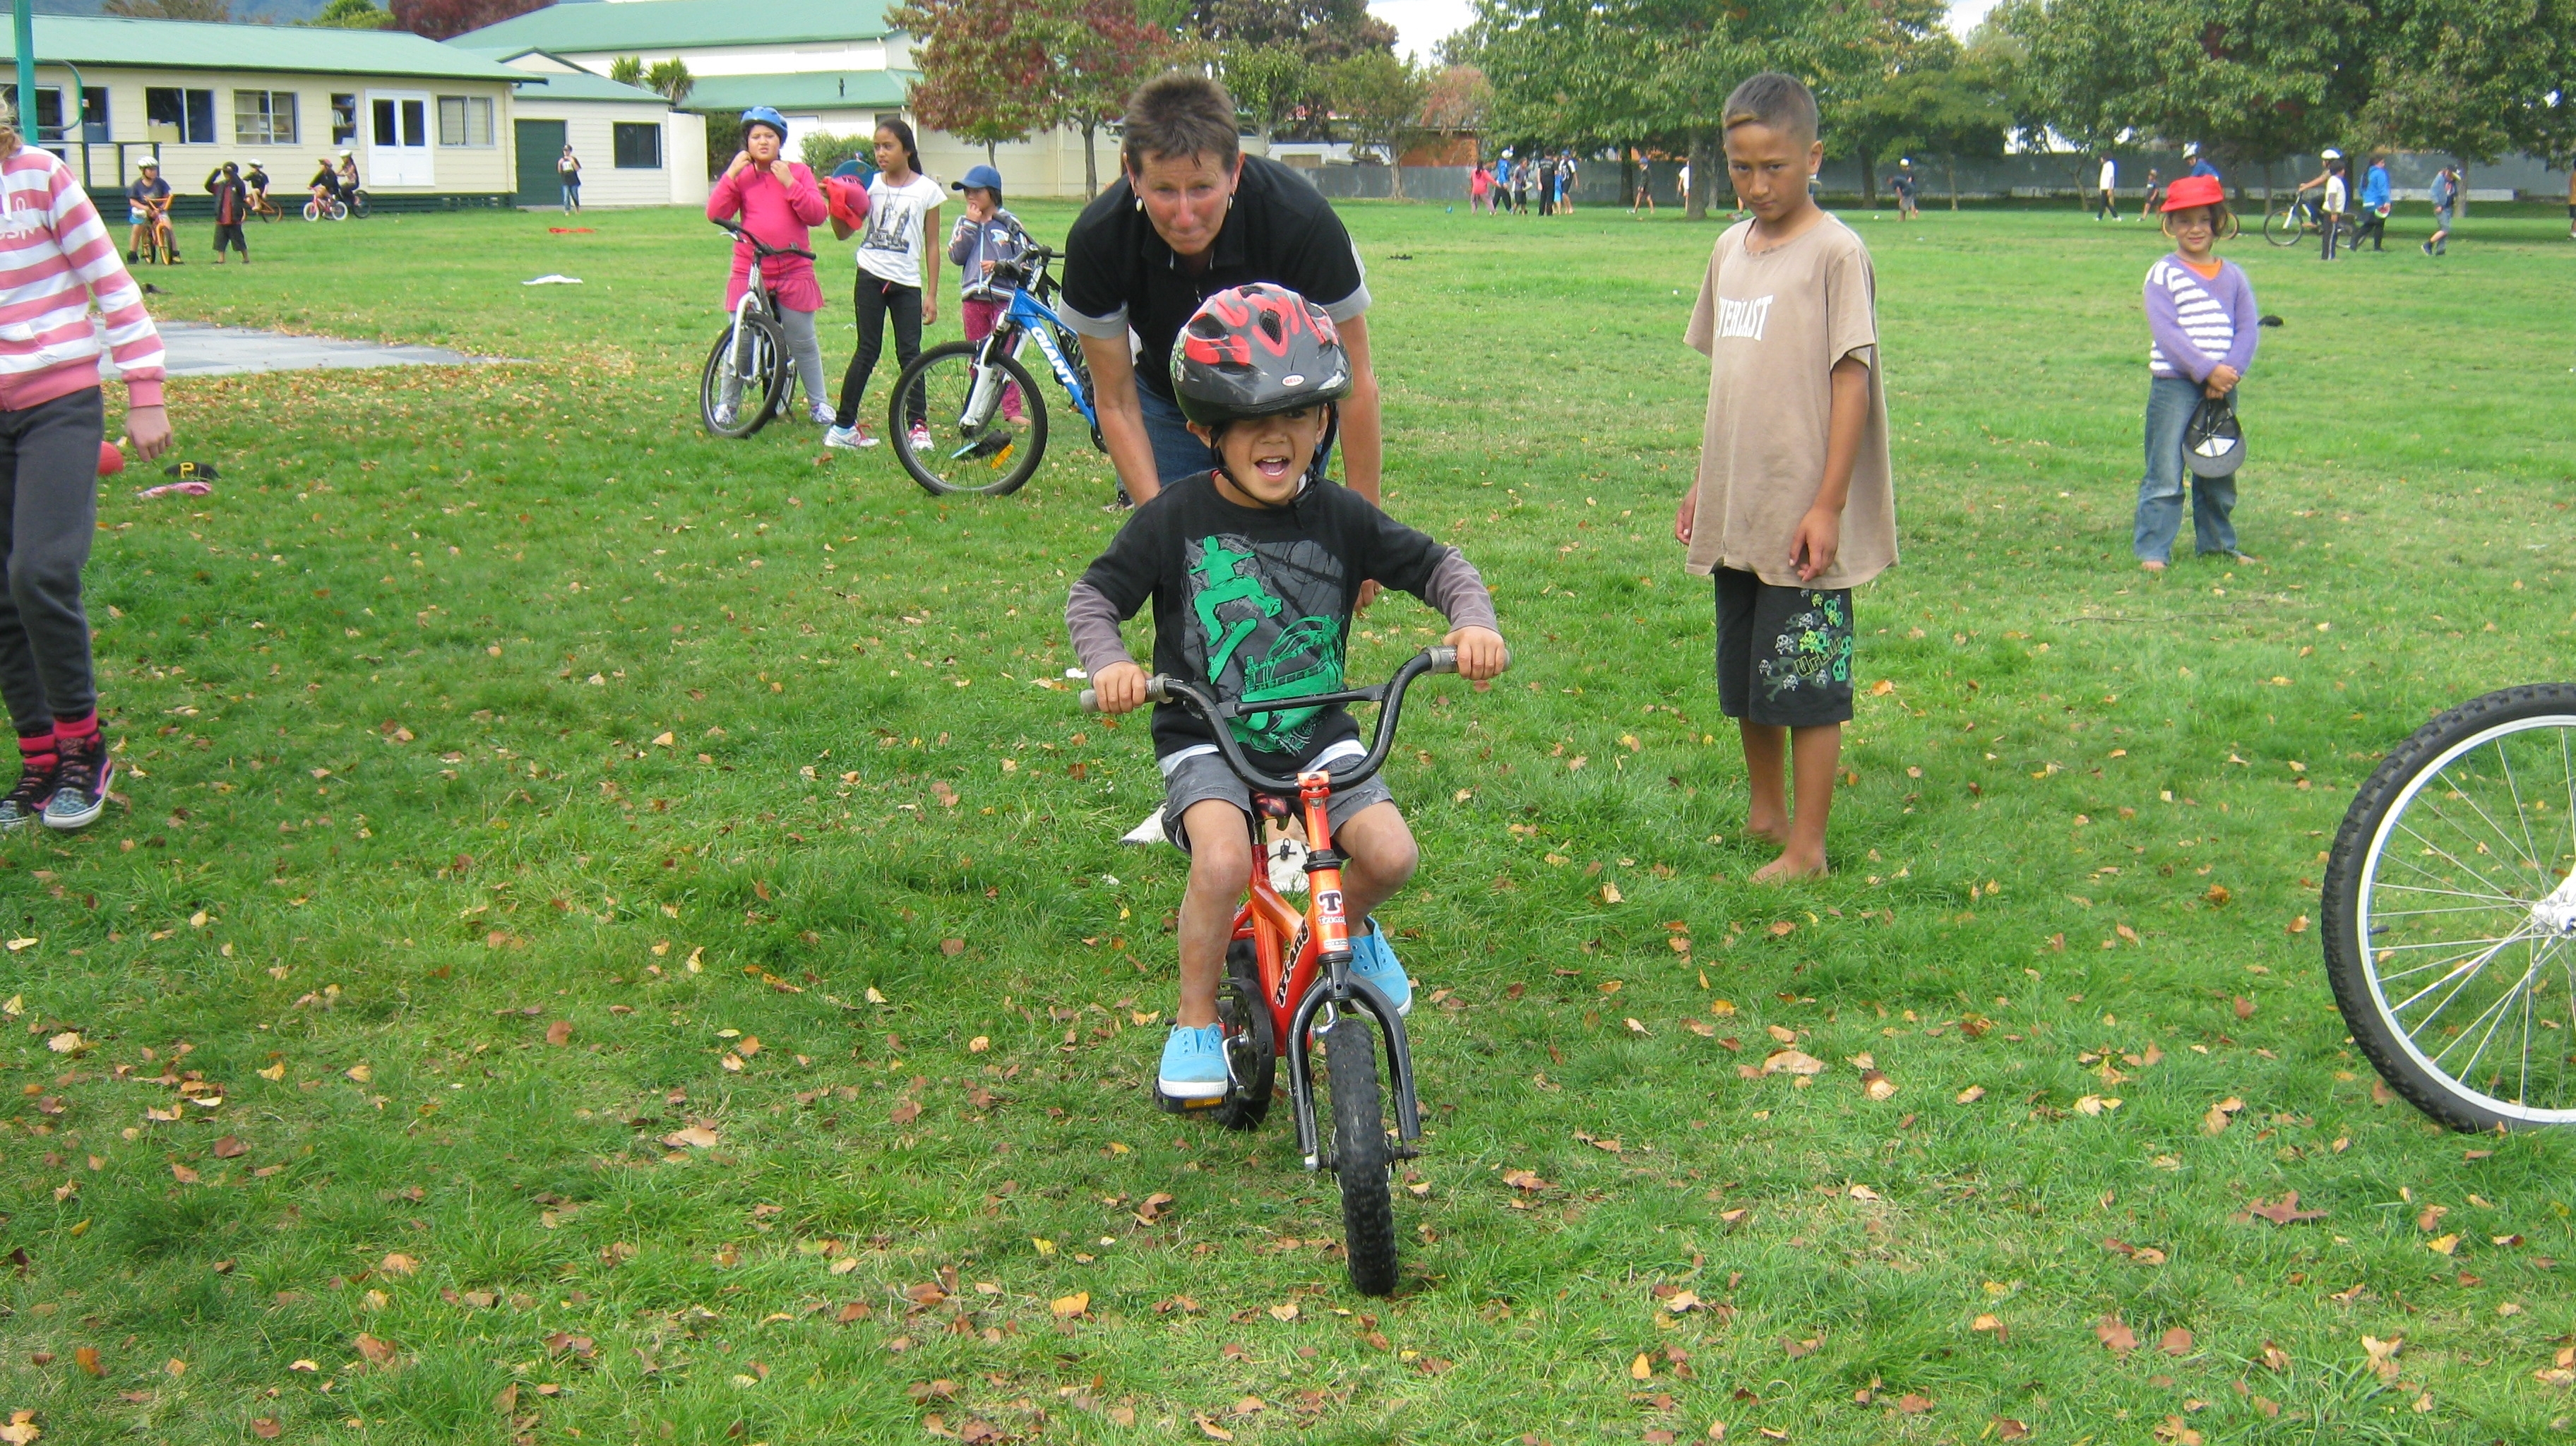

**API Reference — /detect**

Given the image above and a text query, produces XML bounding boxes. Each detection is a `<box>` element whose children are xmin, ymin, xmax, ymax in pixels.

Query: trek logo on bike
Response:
<box><xmin>1313</xmin><ymin>887</ymin><xmax>1346</xmax><ymax>924</ymax></box>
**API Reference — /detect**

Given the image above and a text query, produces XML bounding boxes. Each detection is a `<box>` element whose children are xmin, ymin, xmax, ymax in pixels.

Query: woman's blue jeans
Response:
<box><xmin>2134</xmin><ymin>376</ymin><xmax>2236</xmax><ymax>563</ymax></box>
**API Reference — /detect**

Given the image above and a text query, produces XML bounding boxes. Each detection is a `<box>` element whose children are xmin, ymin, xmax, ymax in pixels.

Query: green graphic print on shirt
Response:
<box><xmin>1185</xmin><ymin>532</ymin><xmax>1346</xmax><ymax>755</ymax></box>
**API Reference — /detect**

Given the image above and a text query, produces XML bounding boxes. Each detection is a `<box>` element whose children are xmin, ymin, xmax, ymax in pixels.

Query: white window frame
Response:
<box><xmin>436</xmin><ymin>95</ymin><xmax>496</xmax><ymax>148</ymax></box>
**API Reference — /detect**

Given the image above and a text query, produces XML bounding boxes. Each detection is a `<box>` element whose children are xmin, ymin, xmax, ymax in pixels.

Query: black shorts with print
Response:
<box><xmin>1715</xmin><ymin>568</ymin><xmax>1855</xmax><ymax>728</ymax></box>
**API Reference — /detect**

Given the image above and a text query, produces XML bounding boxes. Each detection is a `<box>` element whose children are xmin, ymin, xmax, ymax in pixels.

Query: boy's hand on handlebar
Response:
<box><xmin>1443</xmin><ymin>627</ymin><xmax>1509</xmax><ymax>690</ymax></box>
<box><xmin>1090</xmin><ymin>661</ymin><xmax>1148</xmax><ymax>714</ymax></box>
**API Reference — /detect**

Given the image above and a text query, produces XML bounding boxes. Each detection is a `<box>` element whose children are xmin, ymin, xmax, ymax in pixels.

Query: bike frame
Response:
<box><xmin>1130</xmin><ymin>652</ymin><xmax>1455</xmax><ymax>1171</ymax></box>
<box><xmin>955</xmin><ymin>253</ymin><xmax>1097</xmax><ymax>434</ymax></box>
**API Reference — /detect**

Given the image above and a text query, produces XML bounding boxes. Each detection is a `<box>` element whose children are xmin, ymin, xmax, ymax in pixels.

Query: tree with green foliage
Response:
<box><xmin>1323</xmin><ymin>51</ymin><xmax>1428</xmax><ymax>193</ymax></box>
<box><xmin>302</xmin><ymin>0</ymin><xmax>394</xmax><ymax>29</ymax></box>
<box><xmin>1469</xmin><ymin>0</ymin><xmax>1943</xmax><ymax>220</ymax></box>
<box><xmin>607</xmin><ymin>57</ymin><xmax>696</xmax><ymax>106</ymax></box>
<box><xmin>2358</xmin><ymin>0</ymin><xmax>2576</xmax><ymax>167</ymax></box>
<box><xmin>1989</xmin><ymin>0</ymin><xmax>2366</xmax><ymax>180</ymax></box>
<box><xmin>1220</xmin><ymin>41</ymin><xmax>1312</xmax><ymax>150</ymax></box>
<box><xmin>1830</xmin><ymin>31</ymin><xmax>2015</xmax><ymax>207</ymax></box>
<box><xmin>800</xmin><ymin>131</ymin><xmax>877</xmax><ymax>176</ymax></box>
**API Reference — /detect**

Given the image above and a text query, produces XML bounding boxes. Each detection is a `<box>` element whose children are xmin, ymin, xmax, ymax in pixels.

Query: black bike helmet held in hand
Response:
<box><xmin>1170</xmin><ymin>283</ymin><xmax>1352</xmax><ymax>429</ymax></box>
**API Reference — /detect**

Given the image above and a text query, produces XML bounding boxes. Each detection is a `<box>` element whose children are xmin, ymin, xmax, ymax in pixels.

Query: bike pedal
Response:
<box><xmin>1152</xmin><ymin>1089</ymin><xmax>1224</xmax><ymax>1115</ymax></box>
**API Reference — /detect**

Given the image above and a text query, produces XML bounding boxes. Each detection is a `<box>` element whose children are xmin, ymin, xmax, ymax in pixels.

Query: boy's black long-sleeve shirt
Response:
<box><xmin>1066</xmin><ymin>472</ymin><xmax>1498</xmax><ymax>767</ymax></box>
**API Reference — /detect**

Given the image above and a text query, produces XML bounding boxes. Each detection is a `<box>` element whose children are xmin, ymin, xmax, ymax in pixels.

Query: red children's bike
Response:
<box><xmin>1085</xmin><ymin>647</ymin><xmax>1464</xmax><ymax>1295</ymax></box>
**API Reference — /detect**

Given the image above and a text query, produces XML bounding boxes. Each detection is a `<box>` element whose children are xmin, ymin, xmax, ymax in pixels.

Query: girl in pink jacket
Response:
<box><xmin>706</xmin><ymin>107</ymin><xmax>831</xmax><ymax>427</ymax></box>
<box><xmin>0</xmin><ymin>100</ymin><xmax>172</xmax><ymax>832</ymax></box>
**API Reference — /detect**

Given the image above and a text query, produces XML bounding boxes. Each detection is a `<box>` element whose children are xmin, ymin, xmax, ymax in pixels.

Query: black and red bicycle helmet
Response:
<box><xmin>1171</xmin><ymin>283</ymin><xmax>1352</xmax><ymax>429</ymax></box>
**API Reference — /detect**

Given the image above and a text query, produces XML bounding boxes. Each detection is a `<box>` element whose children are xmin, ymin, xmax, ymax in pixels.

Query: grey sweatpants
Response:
<box><xmin>0</xmin><ymin>387</ymin><xmax>102</xmax><ymax>735</ymax></box>
<box><xmin>719</xmin><ymin>305</ymin><xmax>828</xmax><ymax>416</ymax></box>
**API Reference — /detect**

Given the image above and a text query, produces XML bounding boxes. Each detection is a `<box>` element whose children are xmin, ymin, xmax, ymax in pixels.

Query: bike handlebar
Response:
<box><xmin>712</xmin><ymin>217</ymin><xmax>815</xmax><ymax>263</ymax></box>
<box><xmin>1078</xmin><ymin>647</ymin><xmax>1477</xmax><ymax>794</ymax></box>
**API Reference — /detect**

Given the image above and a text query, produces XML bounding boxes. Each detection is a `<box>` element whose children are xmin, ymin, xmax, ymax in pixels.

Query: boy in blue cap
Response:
<box><xmin>948</xmin><ymin>164</ymin><xmax>1033</xmax><ymax>417</ymax></box>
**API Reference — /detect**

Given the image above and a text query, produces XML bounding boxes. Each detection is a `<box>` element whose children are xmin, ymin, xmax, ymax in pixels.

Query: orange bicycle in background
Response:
<box><xmin>1085</xmin><ymin>647</ymin><xmax>1469</xmax><ymax>1295</ymax></box>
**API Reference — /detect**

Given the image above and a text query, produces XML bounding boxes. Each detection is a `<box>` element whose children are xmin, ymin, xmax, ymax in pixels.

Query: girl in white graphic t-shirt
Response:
<box><xmin>825</xmin><ymin>118</ymin><xmax>942</xmax><ymax>450</ymax></box>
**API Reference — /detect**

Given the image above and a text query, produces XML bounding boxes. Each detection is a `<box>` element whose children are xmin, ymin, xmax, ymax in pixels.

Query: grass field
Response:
<box><xmin>2</xmin><ymin>193</ymin><xmax>2574</xmax><ymax>1446</ymax></box>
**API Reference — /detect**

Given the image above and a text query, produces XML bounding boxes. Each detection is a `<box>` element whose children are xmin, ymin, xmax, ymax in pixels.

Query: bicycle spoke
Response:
<box><xmin>2495</xmin><ymin>740</ymin><xmax>2548</xmax><ymax>879</ymax></box>
<box><xmin>2409</xmin><ymin>789</ymin><xmax>2548</xmax><ymax>892</ymax></box>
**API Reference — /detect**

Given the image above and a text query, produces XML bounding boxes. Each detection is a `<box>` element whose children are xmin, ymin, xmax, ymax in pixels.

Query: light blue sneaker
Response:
<box><xmin>1157</xmin><ymin>1023</ymin><xmax>1229</xmax><ymax>1101</ymax></box>
<box><xmin>1347</xmin><ymin>918</ymin><xmax>1412</xmax><ymax>1016</ymax></box>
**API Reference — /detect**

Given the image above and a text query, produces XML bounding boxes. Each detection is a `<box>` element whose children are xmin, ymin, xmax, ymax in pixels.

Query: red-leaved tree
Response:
<box><xmin>392</xmin><ymin>0</ymin><xmax>552</xmax><ymax>42</ymax></box>
<box><xmin>892</xmin><ymin>0</ymin><xmax>1054</xmax><ymax>166</ymax></box>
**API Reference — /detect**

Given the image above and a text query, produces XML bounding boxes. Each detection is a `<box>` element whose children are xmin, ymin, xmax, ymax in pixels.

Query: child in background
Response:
<box><xmin>2354</xmin><ymin>157</ymin><xmax>2391</xmax><ymax>251</ymax></box>
<box><xmin>2136</xmin><ymin>167</ymin><xmax>2161</xmax><ymax>220</ymax></box>
<box><xmin>203</xmin><ymin>163</ymin><xmax>249</xmax><ymax>265</ymax></box>
<box><xmin>1673</xmin><ymin>72</ymin><xmax>1896</xmax><ymax>883</ymax></box>
<box><xmin>2320</xmin><ymin>155</ymin><xmax>2349</xmax><ymax>261</ymax></box>
<box><xmin>946</xmin><ymin>164</ymin><xmax>1031</xmax><ymax>422</ymax></box>
<box><xmin>2135</xmin><ymin>174</ymin><xmax>2258</xmax><ymax>573</ymax></box>
<box><xmin>1067</xmin><ymin>285</ymin><xmax>1508</xmax><ymax>1103</ymax></box>
<box><xmin>2423</xmin><ymin>165</ymin><xmax>2458</xmax><ymax>256</ymax></box>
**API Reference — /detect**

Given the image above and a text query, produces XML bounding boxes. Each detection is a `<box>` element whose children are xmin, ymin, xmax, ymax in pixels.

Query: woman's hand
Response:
<box><xmin>921</xmin><ymin>294</ymin><xmax>937</xmax><ymax>327</ymax></box>
<box><xmin>1443</xmin><ymin>626</ymin><xmax>1510</xmax><ymax>691</ymax></box>
<box><xmin>2205</xmin><ymin>364</ymin><xmax>2241</xmax><ymax>398</ymax></box>
<box><xmin>1090</xmin><ymin>661</ymin><xmax>1147</xmax><ymax>714</ymax></box>
<box><xmin>127</xmin><ymin>405</ymin><xmax>172</xmax><ymax>463</ymax></box>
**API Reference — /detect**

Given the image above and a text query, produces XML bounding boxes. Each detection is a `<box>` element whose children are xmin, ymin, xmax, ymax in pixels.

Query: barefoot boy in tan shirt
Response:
<box><xmin>1672</xmin><ymin>71</ymin><xmax>1896</xmax><ymax>881</ymax></box>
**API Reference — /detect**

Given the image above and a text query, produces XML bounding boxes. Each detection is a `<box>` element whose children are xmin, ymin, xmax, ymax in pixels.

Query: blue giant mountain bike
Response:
<box><xmin>888</xmin><ymin>244</ymin><xmax>1104</xmax><ymax>497</ymax></box>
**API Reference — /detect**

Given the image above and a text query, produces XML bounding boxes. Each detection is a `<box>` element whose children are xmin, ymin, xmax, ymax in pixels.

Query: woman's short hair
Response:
<box><xmin>1121</xmin><ymin>71</ymin><xmax>1240</xmax><ymax>173</ymax></box>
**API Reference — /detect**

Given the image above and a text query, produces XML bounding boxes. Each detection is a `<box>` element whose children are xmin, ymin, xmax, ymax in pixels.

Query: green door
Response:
<box><xmin>514</xmin><ymin>119</ymin><xmax>567</xmax><ymax>207</ymax></box>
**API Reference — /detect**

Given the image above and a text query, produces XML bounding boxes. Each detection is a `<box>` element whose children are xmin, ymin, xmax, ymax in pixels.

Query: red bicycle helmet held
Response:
<box><xmin>1171</xmin><ymin>283</ymin><xmax>1351</xmax><ymax>429</ymax></box>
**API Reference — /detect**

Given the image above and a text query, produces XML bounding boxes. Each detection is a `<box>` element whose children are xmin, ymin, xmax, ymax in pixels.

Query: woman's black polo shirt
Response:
<box><xmin>1060</xmin><ymin>155</ymin><xmax>1370</xmax><ymax>400</ymax></box>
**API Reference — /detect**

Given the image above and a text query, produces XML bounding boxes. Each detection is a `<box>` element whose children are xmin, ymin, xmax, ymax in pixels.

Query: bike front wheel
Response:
<box><xmin>700</xmin><ymin>315</ymin><xmax>787</xmax><ymax>439</ymax></box>
<box><xmin>888</xmin><ymin>340</ymin><xmax>1048</xmax><ymax>497</ymax></box>
<box><xmin>1322</xmin><ymin>1016</ymin><xmax>1399</xmax><ymax>1296</ymax></box>
<box><xmin>2261</xmin><ymin>201</ymin><xmax>2305</xmax><ymax>247</ymax></box>
<box><xmin>2323</xmin><ymin>683</ymin><xmax>2576</xmax><ymax>1130</ymax></box>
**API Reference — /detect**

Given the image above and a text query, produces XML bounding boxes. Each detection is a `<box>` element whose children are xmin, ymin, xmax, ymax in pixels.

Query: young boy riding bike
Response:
<box><xmin>1066</xmin><ymin>284</ymin><xmax>1509</xmax><ymax>1105</ymax></box>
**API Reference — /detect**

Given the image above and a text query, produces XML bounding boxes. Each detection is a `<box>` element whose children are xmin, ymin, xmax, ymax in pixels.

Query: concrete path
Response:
<box><xmin>105</xmin><ymin>320</ymin><xmax>500</xmax><ymax>380</ymax></box>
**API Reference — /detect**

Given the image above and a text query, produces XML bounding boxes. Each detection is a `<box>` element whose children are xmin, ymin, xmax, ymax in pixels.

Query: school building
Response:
<box><xmin>0</xmin><ymin>13</ymin><xmax>691</xmax><ymax>212</ymax></box>
<box><xmin>449</xmin><ymin>0</ymin><xmax>1112</xmax><ymax>198</ymax></box>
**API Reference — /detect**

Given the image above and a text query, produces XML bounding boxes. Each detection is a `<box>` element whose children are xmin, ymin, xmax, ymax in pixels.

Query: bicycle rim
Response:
<box><xmin>700</xmin><ymin>321</ymin><xmax>784</xmax><ymax>438</ymax></box>
<box><xmin>889</xmin><ymin>342</ymin><xmax>1047</xmax><ymax>497</ymax></box>
<box><xmin>2262</xmin><ymin>205</ymin><xmax>2299</xmax><ymax>246</ymax></box>
<box><xmin>2352</xmin><ymin>707</ymin><xmax>2576</xmax><ymax>1124</ymax></box>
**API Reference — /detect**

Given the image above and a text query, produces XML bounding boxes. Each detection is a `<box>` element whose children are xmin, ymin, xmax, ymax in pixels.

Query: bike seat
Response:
<box><xmin>1253</xmin><ymin>792</ymin><xmax>1295</xmax><ymax>820</ymax></box>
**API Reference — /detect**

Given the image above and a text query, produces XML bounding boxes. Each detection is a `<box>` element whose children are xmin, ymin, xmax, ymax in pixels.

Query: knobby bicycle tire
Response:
<box><xmin>2322</xmin><ymin>683</ymin><xmax>2576</xmax><ymax>1131</ymax></box>
<box><xmin>888</xmin><ymin>341</ymin><xmax>1049</xmax><ymax>496</ymax></box>
<box><xmin>700</xmin><ymin>314</ymin><xmax>787</xmax><ymax>439</ymax></box>
<box><xmin>1324</xmin><ymin>1017</ymin><xmax>1399</xmax><ymax>1296</ymax></box>
<box><xmin>1212</xmin><ymin>939</ymin><xmax>1276</xmax><ymax>1131</ymax></box>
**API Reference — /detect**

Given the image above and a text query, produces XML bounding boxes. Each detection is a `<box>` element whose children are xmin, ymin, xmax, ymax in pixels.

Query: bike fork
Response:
<box><xmin>957</xmin><ymin>328</ymin><xmax>1018</xmax><ymax>429</ymax></box>
<box><xmin>1282</xmin><ymin>771</ymin><xmax>1424</xmax><ymax>1171</ymax></box>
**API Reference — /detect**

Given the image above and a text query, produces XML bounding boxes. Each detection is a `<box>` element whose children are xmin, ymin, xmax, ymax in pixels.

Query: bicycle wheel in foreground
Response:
<box><xmin>700</xmin><ymin>317</ymin><xmax>786</xmax><ymax>439</ymax></box>
<box><xmin>888</xmin><ymin>341</ymin><xmax>1047</xmax><ymax>497</ymax></box>
<box><xmin>1322</xmin><ymin>1017</ymin><xmax>1398</xmax><ymax>1295</ymax></box>
<box><xmin>2323</xmin><ymin>683</ymin><xmax>2576</xmax><ymax>1130</ymax></box>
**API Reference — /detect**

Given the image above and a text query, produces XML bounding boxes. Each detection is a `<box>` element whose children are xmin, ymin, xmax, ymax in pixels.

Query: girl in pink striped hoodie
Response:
<box><xmin>0</xmin><ymin>99</ymin><xmax>172</xmax><ymax>831</ymax></box>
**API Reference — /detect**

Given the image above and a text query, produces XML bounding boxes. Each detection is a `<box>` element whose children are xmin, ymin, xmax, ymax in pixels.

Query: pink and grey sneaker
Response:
<box><xmin>0</xmin><ymin>753</ymin><xmax>53</xmax><ymax>831</ymax></box>
<box><xmin>42</xmin><ymin>730</ymin><xmax>112</xmax><ymax>831</ymax></box>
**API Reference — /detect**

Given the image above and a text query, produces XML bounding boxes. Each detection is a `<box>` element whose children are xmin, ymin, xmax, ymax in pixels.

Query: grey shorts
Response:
<box><xmin>1159</xmin><ymin>746</ymin><xmax>1394</xmax><ymax>855</ymax></box>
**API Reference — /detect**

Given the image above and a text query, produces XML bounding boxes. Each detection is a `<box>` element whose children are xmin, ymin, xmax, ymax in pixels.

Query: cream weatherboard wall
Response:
<box><xmin>38</xmin><ymin>67</ymin><xmax>516</xmax><ymax>197</ymax></box>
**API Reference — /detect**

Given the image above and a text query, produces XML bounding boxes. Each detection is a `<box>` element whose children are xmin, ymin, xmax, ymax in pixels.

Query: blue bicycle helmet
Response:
<box><xmin>740</xmin><ymin>106</ymin><xmax>789</xmax><ymax>141</ymax></box>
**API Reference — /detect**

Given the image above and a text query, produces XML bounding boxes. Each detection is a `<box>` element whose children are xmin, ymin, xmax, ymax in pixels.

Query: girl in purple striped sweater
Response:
<box><xmin>2135</xmin><ymin>174</ymin><xmax>2258</xmax><ymax>573</ymax></box>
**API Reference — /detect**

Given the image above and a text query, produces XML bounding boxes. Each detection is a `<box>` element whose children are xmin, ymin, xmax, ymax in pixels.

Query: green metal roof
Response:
<box><xmin>0</xmin><ymin>14</ymin><xmax>528</xmax><ymax>82</ymax></box>
<box><xmin>452</xmin><ymin>0</ymin><xmax>895</xmax><ymax>54</ymax></box>
<box><xmin>511</xmin><ymin>70</ymin><xmax>672</xmax><ymax>105</ymax></box>
<box><xmin>683</xmin><ymin>70</ymin><xmax>913</xmax><ymax>112</ymax></box>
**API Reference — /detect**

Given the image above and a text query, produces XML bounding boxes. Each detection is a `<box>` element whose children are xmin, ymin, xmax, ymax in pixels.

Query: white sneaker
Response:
<box><xmin>809</xmin><ymin>401</ymin><xmax>835</xmax><ymax>426</ymax></box>
<box><xmin>710</xmin><ymin>404</ymin><xmax>737</xmax><ymax>429</ymax></box>
<box><xmin>908</xmin><ymin>423</ymin><xmax>933</xmax><ymax>453</ymax></box>
<box><xmin>825</xmin><ymin>424</ymin><xmax>874</xmax><ymax>450</ymax></box>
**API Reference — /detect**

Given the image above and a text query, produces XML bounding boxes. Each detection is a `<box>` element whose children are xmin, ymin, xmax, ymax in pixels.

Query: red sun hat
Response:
<box><xmin>2161</xmin><ymin>174</ymin><xmax>2226</xmax><ymax>212</ymax></box>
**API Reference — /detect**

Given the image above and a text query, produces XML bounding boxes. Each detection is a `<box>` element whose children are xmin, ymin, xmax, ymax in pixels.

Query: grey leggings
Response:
<box><xmin>0</xmin><ymin>387</ymin><xmax>102</xmax><ymax>734</ymax></box>
<box><xmin>720</xmin><ymin>304</ymin><xmax>827</xmax><ymax>414</ymax></box>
